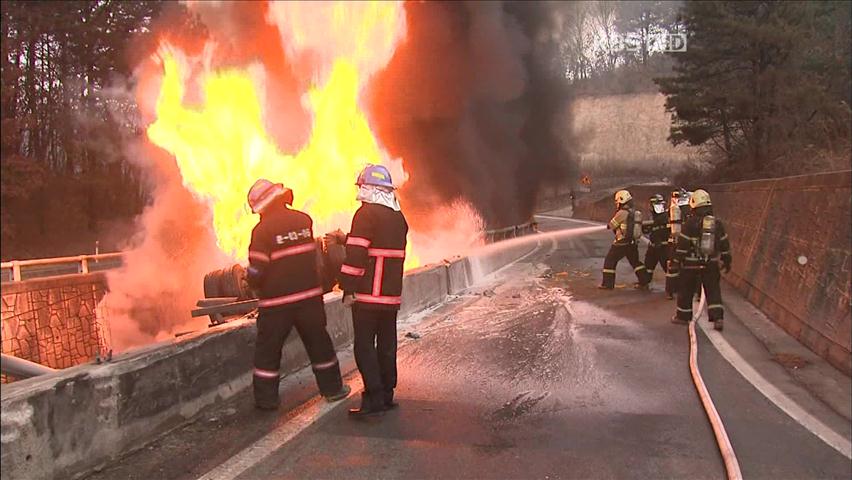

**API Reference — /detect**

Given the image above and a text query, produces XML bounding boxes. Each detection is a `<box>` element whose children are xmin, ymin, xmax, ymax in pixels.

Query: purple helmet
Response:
<box><xmin>355</xmin><ymin>164</ymin><xmax>395</xmax><ymax>189</ymax></box>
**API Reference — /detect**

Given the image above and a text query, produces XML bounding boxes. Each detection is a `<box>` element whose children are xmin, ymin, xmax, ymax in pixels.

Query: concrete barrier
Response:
<box><xmin>445</xmin><ymin>256</ymin><xmax>474</xmax><ymax>295</ymax></box>
<box><xmin>1</xmin><ymin>241</ymin><xmax>536</xmax><ymax>480</ymax></box>
<box><xmin>399</xmin><ymin>264</ymin><xmax>449</xmax><ymax>318</ymax></box>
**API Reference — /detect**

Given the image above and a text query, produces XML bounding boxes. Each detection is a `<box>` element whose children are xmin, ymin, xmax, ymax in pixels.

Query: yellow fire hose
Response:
<box><xmin>689</xmin><ymin>289</ymin><xmax>743</xmax><ymax>480</ymax></box>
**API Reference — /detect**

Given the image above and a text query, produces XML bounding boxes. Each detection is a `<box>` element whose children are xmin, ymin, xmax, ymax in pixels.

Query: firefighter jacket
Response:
<box><xmin>643</xmin><ymin>212</ymin><xmax>670</xmax><ymax>247</ymax></box>
<box><xmin>340</xmin><ymin>203</ymin><xmax>409</xmax><ymax>311</ymax></box>
<box><xmin>247</xmin><ymin>206</ymin><xmax>323</xmax><ymax>310</ymax></box>
<box><xmin>608</xmin><ymin>207</ymin><xmax>643</xmax><ymax>245</ymax></box>
<box><xmin>673</xmin><ymin>207</ymin><xmax>732</xmax><ymax>270</ymax></box>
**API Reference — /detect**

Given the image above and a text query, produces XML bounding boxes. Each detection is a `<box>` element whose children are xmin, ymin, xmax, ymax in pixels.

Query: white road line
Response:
<box><xmin>197</xmin><ymin>376</ymin><xmax>363</xmax><ymax>480</ymax></box>
<box><xmin>696</xmin><ymin>317</ymin><xmax>852</xmax><ymax>459</ymax></box>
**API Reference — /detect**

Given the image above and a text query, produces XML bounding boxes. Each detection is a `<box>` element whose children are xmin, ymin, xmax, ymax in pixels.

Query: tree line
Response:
<box><xmin>657</xmin><ymin>1</ymin><xmax>851</xmax><ymax>181</ymax></box>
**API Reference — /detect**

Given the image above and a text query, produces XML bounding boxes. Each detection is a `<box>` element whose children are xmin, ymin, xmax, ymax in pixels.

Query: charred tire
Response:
<box><xmin>203</xmin><ymin>265</ymin><xmax>249</xmax><ymax>299</ymax></box>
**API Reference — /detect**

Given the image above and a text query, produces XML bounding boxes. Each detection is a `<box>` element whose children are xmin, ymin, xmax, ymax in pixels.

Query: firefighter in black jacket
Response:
<box><xmin>599</xmin><ymin>190</ymin><xmax>651</xmax><ymax>290</ymax></box>
<box><xmin>642</xmin><ymin>194</ymin><xmax>670</xmax><ymax>285</ymax></box>
<box><xmin>246</xmin><ymin>179</ymin><xmax>350</xmax><ymax>410</ymax></box>
<box><xmin>338</xmin><ymin>164</ymin><xmax>409</xmax><ymax>418</ymax></box>
<box><xmin>670</xmin><ymin>189</ymin><xmax>732</xmax><ymax>331</ymax></box>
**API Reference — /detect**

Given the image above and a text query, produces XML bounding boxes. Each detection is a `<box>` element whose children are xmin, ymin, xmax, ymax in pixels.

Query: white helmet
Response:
<box><xmin>247</xmin><ymin>178</ymin><xmax>292</xmax><ymax>214</ymax></box>
<box><xmin>689</xmin><ymin>189</ymin><xmax>711</xmax><ymax>209</ymax></box>
<box><xmin>614</xmin><ymin>190</ymin><xmax>632</xmax><ymax>206</ymax></box>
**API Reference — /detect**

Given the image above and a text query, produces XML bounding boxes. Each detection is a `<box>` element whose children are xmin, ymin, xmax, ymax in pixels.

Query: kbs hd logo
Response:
<box><xmin>613</xmin><ymin>33</ymin><xmax>687</xmax><ymax>53</ymax></box>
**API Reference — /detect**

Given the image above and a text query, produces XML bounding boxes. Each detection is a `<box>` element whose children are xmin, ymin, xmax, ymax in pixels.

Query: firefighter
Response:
<box><xmin>670</xmin><ymin>189</ymin><xmax>732</xmax><ymax>331</ymax></box>
<box><xmin>599</xmin><ymin>190</ymin><xmax>651</xmax><ymax>290</ymax></box>
<box><xmin>642</xmin><ymin>194</ymin><xmax>670</xmax><ymax>283</ymax></box>
<box><xmin>338</xmin><ymin>164</ymin><xmax>409</xmax><ymax>418</ymax></box>
<box><xmin>246</xmin><ymin>179</ymin><xmax>351</xmax><ymax>410</ymax></box>
<box><xmin>665</xmin><ymin>189</ymin><xmax>690</xmax><ymax>299</ymax></box>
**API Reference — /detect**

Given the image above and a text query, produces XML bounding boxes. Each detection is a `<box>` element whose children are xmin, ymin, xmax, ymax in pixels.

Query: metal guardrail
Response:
<box><xmin>1</xmin><ymin>353</ymin><xmax>58</xmax><ymax>379</ymax></box>
<box><xmin>0</xmin><ymin>253</ymin><xmax>124</xmax><ymax>283</ymax></box>
<box><xmin>0</xmin><ymin>220</ymin><xmax>538</xmax><ymax>283</ymax></box>
<box><xmin>482</xmin><ymin>220</ymin><xmax>537</xmax><ymax>243</ymax></box>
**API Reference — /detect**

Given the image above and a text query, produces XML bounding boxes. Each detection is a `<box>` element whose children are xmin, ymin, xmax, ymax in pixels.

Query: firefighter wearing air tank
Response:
<box><xmin>642</xmin><ymin>194</ymin><xmax>670</xmax><ymax>282</ymax></box>
<box><xmin>665</xmin><ymin>189</ymin><xmax>691</xmax><ymax>299</ymax></box>
<box><xmin>599</xmin><ymin>190</ymin><xmax>651</xmax><ymax>290</ymax></box>
<box><xmin>670</xmin><ymin>189</ymin><xmax>732</xmax><ymax>331</ymax></box>
<box><xmin>245</xmin><ymin>179</ymin><xmax>350</xmax><ymax>410</ymax></box>
<box><xmin>338</xmin><ymin>164</ymin><xmax>409</xmax><ymax>418</ymax></box>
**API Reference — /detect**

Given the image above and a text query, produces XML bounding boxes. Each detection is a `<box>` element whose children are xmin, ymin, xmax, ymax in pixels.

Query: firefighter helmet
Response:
<box><xmin>649</xmin><ymin>194</ymin><xmax>666</xmax><ymax>214</ymax></box>
<box><xmin>614</xmin><ymin>189</ymin><xmax>632</xmax><ymax>206</ymax></box>
<box><xmin>247</xmin><ymin>179</ymin><xmax>292</xmax><ymax>214</ymax></box>
<box><xmin>689</xmin><ymin>189</ymin><xmax>712</xmax><ymax>209</ymax></box>
<box><xmin>355</xmin><ymin>164</ymin><xmax>395</xmax><ymax>189</ymax></box>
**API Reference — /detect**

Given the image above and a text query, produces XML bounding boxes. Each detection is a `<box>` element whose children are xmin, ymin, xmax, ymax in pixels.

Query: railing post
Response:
<box><xmin>12</xmin><ymin>261</ymin><xmax>21</xmax><ymax>281</ymax></box>
<box><xmin>80</xmin><ymin>256</ymin><xmax>89</xmax><ymax>274</ymax></box>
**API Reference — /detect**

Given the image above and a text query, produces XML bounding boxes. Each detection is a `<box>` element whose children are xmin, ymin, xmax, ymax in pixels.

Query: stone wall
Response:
<box><xmin>1</xmin><ymin>273</ymin><xmax>108</xmax><ymax>382</ymax></box>
<box><xmin>709</xmin><ymin>171</ymin><xmax>851</xmax><ymax>375</ymax></box>
<box><xmin>573</xmin><ymin>172</ymin><xmax>852</xmax><ymax>375</ymax></box>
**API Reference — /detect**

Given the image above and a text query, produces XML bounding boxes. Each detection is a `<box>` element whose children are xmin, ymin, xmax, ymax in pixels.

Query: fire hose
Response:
<box><xmin>689</xmin><ymin>288</ymin><xmax>743</xmax><ymax>480</ymax></box>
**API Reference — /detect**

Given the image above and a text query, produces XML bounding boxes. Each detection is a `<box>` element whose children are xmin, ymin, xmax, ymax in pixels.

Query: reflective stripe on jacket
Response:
<box><xmin>340</xmin><ymin>203</ymin><xmax>409</xmax><ymax>311</ymax></box>
<box><xmin>247</xmin><ymin>206</ymin><xmax>323</xmax><ymax>310</ymax></box>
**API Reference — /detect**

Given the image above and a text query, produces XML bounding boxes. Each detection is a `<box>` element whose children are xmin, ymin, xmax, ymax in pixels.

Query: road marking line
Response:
<box><xmin>696</xmin><ymin>312</ymin><xmax>852</xmax><ymax>459</ymax></box>
<box><xmin>691</xmin><ymin>291</ymin><xmax>743</xmax><ymax>480</ymax></box>
<box><xmin>196</xmin><ymin>376</ymin><xmax>363</xmax><ymax>480</ymax></box>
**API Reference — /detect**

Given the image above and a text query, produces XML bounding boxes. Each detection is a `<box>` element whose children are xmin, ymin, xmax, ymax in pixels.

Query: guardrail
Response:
<box><xmin>0</xmin><ymin>220</ymin><xmax>537</xmax><ymax>283</ymax></box>
<box><xmin>482</xmin><ymin>220</ymin><xmax>537</xmax><ymax>243</ymax></box>
<box><xmin>0</xmin><ymin>253</ymin><xmax>124</xmax><ymax>283</ymax></box>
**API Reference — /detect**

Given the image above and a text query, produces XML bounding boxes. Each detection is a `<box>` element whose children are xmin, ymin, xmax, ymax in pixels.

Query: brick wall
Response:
<box><xmin>1</xmin><ymin>273</ymin><xmax>109</xmax><ymax>382</ymax></box>
<box><xmin>573</xmin><ymin>173</ymin><xmax>851</xmax><ymax>375</ymax></box>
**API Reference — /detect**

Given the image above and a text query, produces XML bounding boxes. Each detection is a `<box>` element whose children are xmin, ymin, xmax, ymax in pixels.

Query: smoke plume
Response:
<box><xmin>371</xmin><ymin>2</ymin><xmax>579</xmax><ymax>229</ymax></box>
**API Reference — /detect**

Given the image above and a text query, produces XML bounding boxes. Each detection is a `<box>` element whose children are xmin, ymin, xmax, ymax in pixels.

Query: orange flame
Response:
<box><xmin>146</xmin><ymin>1</ymin><xmax>420</xmax><ymax>267</ymax></box>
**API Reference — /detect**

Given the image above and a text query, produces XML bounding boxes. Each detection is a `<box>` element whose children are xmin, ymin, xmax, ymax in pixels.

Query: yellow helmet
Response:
<box><xmin>614</xmin><ymin>189</ymin><xmax>632</xmax><ymax>206</ymax></box>
<box><xmin>689</xmin><ymin>189</ymin><xmax>711</xmax><ymax>209</ymax></box>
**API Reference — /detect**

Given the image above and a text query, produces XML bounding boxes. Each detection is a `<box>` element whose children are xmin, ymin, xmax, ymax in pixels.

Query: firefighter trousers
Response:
<box><xmin>352</xmin><ymin>306</ymin><xmax>398</xmax><ymax>409</ymax></box>
<box><xmin>665</xmin><ymin>243</ymin><xmax>681</xmax><ymax>296</ymax></box>
<box><xmin>676</xmin><ymin>263</ymin><xmax>724</xmax><ymax>322</ymax></box>
<box><xmin>253</xmin><ymin>301</ymin><xmax>343</xmax><ymax>408</ymax></box>
<box><xmin>601</xmin><ymin>242</ymin><xmax>650</xmax><ymax>288</ymax></box>
<box><xmin>644</xmin><ymin>243</ymin><xmax>670</xmax><ymax>280</ymax></box>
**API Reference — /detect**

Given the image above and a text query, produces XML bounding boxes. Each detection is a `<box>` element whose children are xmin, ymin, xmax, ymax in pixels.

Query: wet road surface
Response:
<box><xmin>90</xmin><ymin>216</ymin><xmax>851</xmax><ymax>480</ymax></box>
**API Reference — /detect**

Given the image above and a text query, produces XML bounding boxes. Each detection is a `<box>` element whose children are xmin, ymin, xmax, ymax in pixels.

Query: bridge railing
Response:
<box><xmin>0</xmin><ymin>252</ymin><xmax>124</xmax><ymax>282</ymax></box>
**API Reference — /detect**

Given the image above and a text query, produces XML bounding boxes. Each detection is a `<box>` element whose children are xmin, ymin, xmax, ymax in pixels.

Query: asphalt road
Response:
<box><xmin>89</xmin><ymin>216</ymin><xmax>851</xmax><ymax>480</ymax></box>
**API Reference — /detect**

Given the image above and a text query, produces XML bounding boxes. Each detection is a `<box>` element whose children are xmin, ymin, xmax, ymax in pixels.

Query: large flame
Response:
<box><xmin>146</xmin><ymin>1</ymin><xmax>418</xmax><ymax>266</ymax></box>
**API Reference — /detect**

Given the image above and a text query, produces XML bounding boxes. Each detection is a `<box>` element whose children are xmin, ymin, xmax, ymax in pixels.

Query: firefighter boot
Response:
<box><xmin>324</xmin><ymin>384</ymin><xmax>351</xmax><ymax>403</ymax></box>
<box><xmin>713</xmin><ymin>318</ymin><xmax>724</xmax><ymax>331</ymax></box>
<box><xmin>348</xmin><ymin>392</ymin><xmax>386</xmax><ymax>419</ymax></box>
<box><xmin>670</xmin><ymin>315</ymin><xmax>689</xmax><ymax>325</ymax></box>
<box><xmin>253</xmin><ymin>376</ymin><xmax>281</xmax><ymax>411</ymax></box>
<box><xmin>384</xmin><ymin>388</ymin><xmax>398</xmax><ymax>410</ymax></box>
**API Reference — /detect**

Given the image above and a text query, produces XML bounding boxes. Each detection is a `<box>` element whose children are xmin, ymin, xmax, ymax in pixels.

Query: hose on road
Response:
<box><xmin>690</xmin><ymin>289</ymin><xmax>743</xmax><ymax>480</ymax></box>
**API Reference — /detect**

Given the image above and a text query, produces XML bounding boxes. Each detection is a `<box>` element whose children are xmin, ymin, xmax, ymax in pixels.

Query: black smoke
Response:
<box><xmin>370</xmin><ymin>1</ymin><xmax>578</xmax><ymax>229</ymax></box>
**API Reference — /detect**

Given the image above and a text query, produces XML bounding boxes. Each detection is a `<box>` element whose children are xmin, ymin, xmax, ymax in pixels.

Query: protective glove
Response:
<box><xmin>342</xmin><ymin>293</ymin><xmax>356</xmax><ymax>307</ymax></box>
<box><xmin>324</xmin><ymin>229</ymin><xmax>346</xmax><ymax>246</ymax></box>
